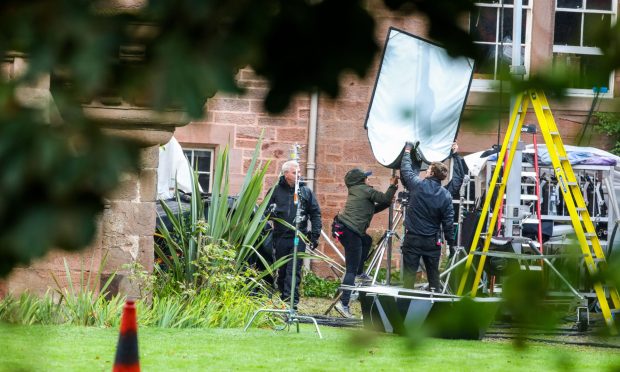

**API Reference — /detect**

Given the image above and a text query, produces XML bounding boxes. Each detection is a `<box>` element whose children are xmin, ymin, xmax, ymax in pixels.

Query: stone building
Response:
<box><xmin>175</xmin><ymin>0</ymin><xmax>620</xmax><ymax>276</ymax></box>
<box><xmin>2</xmin><ymin>0</ymin><xmax>619</xmax><ymax>294</ymax></box>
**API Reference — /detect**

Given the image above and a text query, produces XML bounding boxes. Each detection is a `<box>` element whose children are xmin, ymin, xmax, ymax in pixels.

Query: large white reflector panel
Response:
<box><xmin>365</xmin><ymin>27</ymin><xmax>474</xmax><ymax>168</ymax></box>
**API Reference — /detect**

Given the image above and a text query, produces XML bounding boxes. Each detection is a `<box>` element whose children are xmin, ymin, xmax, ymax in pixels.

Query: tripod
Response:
<box><xmin>244</xmin><ymin>144</ymin><xmax>322</xmax><ymax>338</ymax></box>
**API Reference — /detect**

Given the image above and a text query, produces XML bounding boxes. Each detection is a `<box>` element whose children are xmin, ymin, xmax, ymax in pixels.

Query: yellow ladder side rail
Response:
<box><xmin>456</xmin><ymin>93</ymin><xmax>530</xmax><ymax>296</ymax></box>
<box><xmin>530</xmin><ymin>90</ymin><xmax>620</xmax><ymax>327</ymax></box>
<box><xmin>537</xmin><ymin>91</ymin><xmax>620</xmax><ymax>310</ymax></box>
<box><xmin>533</xmin><ymin>91</ymin><xmax>614</xmax><ymax>267</ymax></box>
<box><xmin>468</xmin><ymin>98</ymin><xmax>531</xmax><ymax>296</ymax></box>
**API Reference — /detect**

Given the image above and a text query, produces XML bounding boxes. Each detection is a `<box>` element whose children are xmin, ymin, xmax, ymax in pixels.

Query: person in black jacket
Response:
<box><xmin>400</xmin><ymin>142</ymin><xmax>455</xmax><ymax>291</ymax></box>
<box><xmin>267</xmin><ymin>160</ymin><xmax>322</xmax><ymax>308</ymax></box>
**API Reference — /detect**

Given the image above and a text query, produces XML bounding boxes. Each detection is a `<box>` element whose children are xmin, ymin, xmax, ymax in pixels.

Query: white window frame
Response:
<box><xmin>183</xmin><ymin>148</ymin><xmax>214</xmax><ymax>193</ymax></box>
<box><xmin>553</xmin><ymin>0</ymin><xmax>617</xmax><ymax>97</ymax></box>
<box><xmin>470</xmin><ymin>1</ymin><xmax>533</xmax><ymax>92</ymax></box>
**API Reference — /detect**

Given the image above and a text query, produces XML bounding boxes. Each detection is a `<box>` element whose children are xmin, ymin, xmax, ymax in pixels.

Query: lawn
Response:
<box><xmin>1</xmin><ymin>323</ymin><xmax>619</xmax><ymax>371</ymax></box>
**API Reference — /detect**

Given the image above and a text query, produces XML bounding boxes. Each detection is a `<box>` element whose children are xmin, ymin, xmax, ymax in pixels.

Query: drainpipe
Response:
<box><xmin>305</xmin><ymin>91</ymin><xmax>319</xmax><ymax>270</ymax></box>
<box><xmin>306</xmin><ymin>91</ymin><xmax>318</xmax><ymax>191</ymax></box>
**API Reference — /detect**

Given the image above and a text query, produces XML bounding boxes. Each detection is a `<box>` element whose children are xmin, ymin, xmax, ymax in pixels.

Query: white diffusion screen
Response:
<box><xmin>365</xmin><ymin>28</ymin><xmax>474</xmax><ymax>167</ymax></box>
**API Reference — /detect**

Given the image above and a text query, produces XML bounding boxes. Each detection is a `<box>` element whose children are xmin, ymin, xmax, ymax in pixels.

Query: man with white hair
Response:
<box><xmin>267</xmin><ymin>160</ymin><xmax>322</xmax><ymax>309</ymax></box>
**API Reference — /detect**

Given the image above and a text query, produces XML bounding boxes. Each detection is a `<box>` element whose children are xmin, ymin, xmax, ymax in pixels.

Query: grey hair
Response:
<box><xmin>281</xmin><ymin>160</ymin><xmax>299</xmax><ymax>174</ymax></box>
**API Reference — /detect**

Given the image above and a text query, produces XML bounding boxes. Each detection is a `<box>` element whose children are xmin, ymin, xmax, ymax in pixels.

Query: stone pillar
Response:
<box><xmin>101</xmin><ymin>145</ymin><xmax>159</xmax><ymax>298</ymax></box>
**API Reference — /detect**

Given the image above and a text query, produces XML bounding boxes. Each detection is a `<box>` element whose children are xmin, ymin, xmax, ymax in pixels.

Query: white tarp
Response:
<box><xmin>464</xmin><ymin>144</ymin><xmax>620</xmax><ymax>177</ymax></box>
<box><xmin>157</xmin><ymin>137</ymin><xmax>197</xmax><ymax>200</ymax></box>
<box><xmin>365</xmin><ymin>27</ymin><xmax>474</xmax><ymax>168</ymax></box>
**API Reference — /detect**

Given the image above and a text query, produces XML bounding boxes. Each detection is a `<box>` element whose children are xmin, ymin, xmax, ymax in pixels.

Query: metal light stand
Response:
<box><xmin>244</xmin><ymin>144</ymin><xmax>322</xmax><ymax>338</ymax></box>
<box><xmin>441</xmin><ymin>175</ymin><xmax>472</xmax><ymax>294</ymax></box>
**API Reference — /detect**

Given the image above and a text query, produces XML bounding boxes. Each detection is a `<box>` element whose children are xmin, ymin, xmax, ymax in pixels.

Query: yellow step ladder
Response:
<box><xmin>456</xmin><ymin>89</ymin><xmax>620</xmax><ymax>331</ymax></box>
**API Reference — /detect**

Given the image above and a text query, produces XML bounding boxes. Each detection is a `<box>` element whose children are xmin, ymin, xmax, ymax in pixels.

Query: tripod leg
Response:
<box><xmin>325</xmin><ymin>291</ymin><xmax>343</xmax><ymax>315</ymax></box>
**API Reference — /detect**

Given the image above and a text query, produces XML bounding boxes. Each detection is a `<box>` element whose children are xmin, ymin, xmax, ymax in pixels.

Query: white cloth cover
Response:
<box><xmin>365</xmin><ymin>27</ymin><xmax>474</xmax><ymax>168</ymax></box>
<box><xmin>157</xmin><ymin>137</ymin><xmax>197</xmax><ymax>200</ymax></box>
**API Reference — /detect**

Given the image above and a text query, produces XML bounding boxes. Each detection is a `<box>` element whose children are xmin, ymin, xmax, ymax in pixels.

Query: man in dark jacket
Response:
<box><xmin>267</xmin><ymin>160</ymin><xmax>322</xmax><ymax>308</ymax></box>
<box><xmin>335</xmin><ymin>168</ymin><xmax>398</xmax><ymax>318</ymax></box>
<box><xmin>400</xmin><ymin>142</ymin><xmax>455</xmax><ymax>291</ymax></box>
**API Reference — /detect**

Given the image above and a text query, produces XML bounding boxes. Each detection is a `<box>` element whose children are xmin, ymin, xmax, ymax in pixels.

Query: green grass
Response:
<box><xmin>1</xmin><ymin>323</ymin><xmax>619</xmax><ymax>371</ymax></box>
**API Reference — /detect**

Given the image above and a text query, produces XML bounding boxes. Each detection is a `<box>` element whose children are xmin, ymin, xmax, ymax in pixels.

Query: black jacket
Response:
<box><xmin>400</xmin><ymin>154</ymin><xmax>455</xmax><ymax>246</ymax></box>
<box><xmin>268</xmin><ymin>176</ymin><xmax>322</xmax><ymax>242</ymax></box>
<box><xmin>445</xmin><ymin>153</ymin><xmax>468</xmax><ymax>199</ymax></box>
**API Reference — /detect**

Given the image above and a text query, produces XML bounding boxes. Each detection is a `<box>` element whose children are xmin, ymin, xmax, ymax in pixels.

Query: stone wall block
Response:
<box><xmin>105</xmin><ymin>201</ymin><xmax>156</xmax><ymax>237</ymax></box>
<box><xmin>276</xmin><ymin>127</ymin><xmax>307</xmax><ymax>142</ymax></box>
<box><xmin>208</xmin><ymin>98</ymin><xmax>250</xmax><ymax>112</ymax></box>
<box><xmin>237</xmin><ymin>125</ymin><xmax>276</xmax><ymax>140</ymax></box>
<box><xmin>139</xmin><ymin>168</ymin><xmax>158</xmax><ymax>202</ymax></box>
<box><xmin>213</xmin><ymin>112</ymin><xmax>257</xmax><ymax>125</ymax></box>
<box><xmin>140</xmin><ymin>145</ymin><xmax>159</xmax><ymax>169</ymax></box>
<box><xmin>102</xmin><ymin>235</ymin><xmax>140</xmax><ymax>272</ymax></box>
<box><xmin>108</xmin><ymin>172</ymin><xmax>139</xmax><ymax>201</ymax></box>
<box><xmin>139</xmin><ymin>235</ymin><xmax>154</xmax><ymax>269</ymax></box>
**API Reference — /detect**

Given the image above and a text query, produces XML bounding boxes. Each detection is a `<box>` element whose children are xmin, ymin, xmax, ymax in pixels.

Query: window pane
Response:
<box><xmin>474</xmin><ymin>44</ymin><xmax>497</xmax><ymax>78</ymax></box>
<box><xmin>182</xmin><ymin>150</ymin><xmax>193</xmax><ymax>167</ymax></box>
<box><xmin>586</xmin><ymin>0</ymin><xmax>612</xmax><ymax>10</ymax></box>
<box><xmin>198</xmin><ymin>173</ymin><xmax>210</xmax><ymax>193</ymax></box>
<box><xmin>583</xmin><ymin>13</ymin><xmax>611</xmax><ymax>47</ymax></box>
<box><xmin>554</xmin><ymin>11</ymin><xmax>582</xmax><ymax>45</ymax></box>
<box><xmin>471</xmin><ymin>7</ymin><xmax>498</xmax><ymax>43</ymax></box>
<box><xmin>557</xmin><ymin>0</ymin><xmax>584</xmax><ymax>8</ymax></box>
<box><xmin>553</xmin><ymin>53</ymin><xmax>609</xmax><ymax>89</ymax></box>
<box><xmin>500</xmin><ymin>9</ymin><xmax>528</xmax><ymax>44</ymax></box>
<box><xmin>193</xmin><ymin>150</ymin><xmax>212</xmax><ymax>172</ymax></box>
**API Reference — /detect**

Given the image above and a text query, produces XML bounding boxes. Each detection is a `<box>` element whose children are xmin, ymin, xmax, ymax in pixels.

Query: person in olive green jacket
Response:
<box><xmin>334</xmin><ymin>168</ymin><xmax>398</xmax><ymax>318</ymax></box>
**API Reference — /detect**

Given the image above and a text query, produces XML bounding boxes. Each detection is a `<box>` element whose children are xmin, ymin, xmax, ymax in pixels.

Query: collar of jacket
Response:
<box><xmin>278</xmin><ymin>175</ymin><xmax>307</xmax><ymax>189</ymax></box>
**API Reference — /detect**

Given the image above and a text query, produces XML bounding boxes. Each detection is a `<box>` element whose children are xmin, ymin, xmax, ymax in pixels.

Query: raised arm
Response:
<box><xmin>400</xmin><ymin>142</ymin><xmax>422</xmax><ymax>191</ymax></box>
<box><xmin>371</xmin><ymin>175</ymin><xmax>399</xmax><ymax>213</ymax></box>
<box><xmin>445</xmin><ymin>153</ymin><xmax>466</xmax><ymax>197</ymax></box>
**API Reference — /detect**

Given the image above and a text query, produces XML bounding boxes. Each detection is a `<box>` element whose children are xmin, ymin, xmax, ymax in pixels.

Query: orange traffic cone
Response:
<box><xmin>113</xmin><ymin>300</ymin><xmax>140</xmax><ymax>372</ymax></box>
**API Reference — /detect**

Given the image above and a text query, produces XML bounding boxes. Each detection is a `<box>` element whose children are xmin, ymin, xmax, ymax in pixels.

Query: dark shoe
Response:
<box><xmin>355</xmin><ymin>273</ymin><xmax>373</xmax><ymax>285</ymax></box>
<box><xmin>334</xmin><ymin>302</ymin><xmax>353</xmax><ymax>319</ymax></box>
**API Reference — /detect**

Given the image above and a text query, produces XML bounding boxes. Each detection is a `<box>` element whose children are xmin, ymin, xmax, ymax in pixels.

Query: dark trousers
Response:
<box><xmin>274</xmin><ymin>235</ymin><xmax>305</xmax><ymax>306</ymax></box>
<box><xmin>339</xmin><ymin>225</ymin><xmax>372</xmax><ymax>306</ymax></box>
<box><xmin>402</xmin><ymin>234</ymin><xmax>441</xmax><ymax>291</ymax></box>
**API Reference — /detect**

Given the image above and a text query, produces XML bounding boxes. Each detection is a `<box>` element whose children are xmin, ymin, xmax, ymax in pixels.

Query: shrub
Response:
<box><xmin>302</xmin><ymin>270</ymin><xmax>340</xmax><ymax>298</ymax></box>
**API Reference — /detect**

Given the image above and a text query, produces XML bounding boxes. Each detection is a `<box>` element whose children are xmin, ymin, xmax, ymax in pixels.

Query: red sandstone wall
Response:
<box><xmin>174</xmin><ymin>1</ymin><xmax>618</xmax><ymax>279</ymax></box>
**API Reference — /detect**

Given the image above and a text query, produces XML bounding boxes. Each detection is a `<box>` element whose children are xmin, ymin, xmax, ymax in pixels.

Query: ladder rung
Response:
<box><xmin>520</xmin><ymin>265</ymin><xmax>543</xmax><ymax>271</ymax></box>
<box><xmin>503</xmin><ymin>194</ymin><xmax>539</xmax><ymax>201</ymax></box>
<box><xmin>521</xmin><ymin>171</ymin><xmax>537</xmax><ymax>178</ymax></box>
<box><xmin>567</xmin><ymin>182</ymin><xmax>578</xmax><ymax>186</ymax></box>
<box><xmin>522</xmin><ymin>183</ymin><xmax>537</xmax><ymax>186</ymax></box>
<box><xmin>550</xmin><ymin>131</ymin><xmax>559</xmax><ymax>135</ymax></box>
<box><xmin>584</xmin><ymin>233</ymin><xmax>597</xmax><ymax>238</ymax></box>
<box><xmin>576</xmin><ymin>207</ymin><xmax>587</xmax><ymax>212</ymax></box>
<box><xmin>559</xmin><ymin>156</ymin><xmax>568</xmax><ymax>161</ymax></box>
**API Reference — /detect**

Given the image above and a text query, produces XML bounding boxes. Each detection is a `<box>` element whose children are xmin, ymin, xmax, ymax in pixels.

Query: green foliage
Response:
<box><xmin>155</xmin><ymin>133</ymin><xmax>282</xmax><ymax>291</ymax></box>
<box><xmin>301</xmin><ymin>270</ymin><xmax>340</xmax><ymax>298</ymax></box>
<box><xmin>0</xmin><ymin>105</ymin><xmax>140</xmax><ymax>278</ymax></box>
<box><xmin>594</xmin><ymin>112</ymin><xmax>620</xmax><ymax>155</ymax></box>
<box><xmin>50</xmin><ymin>252</ymin><xmax>123</xmax><ymax>327</ymax></box>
